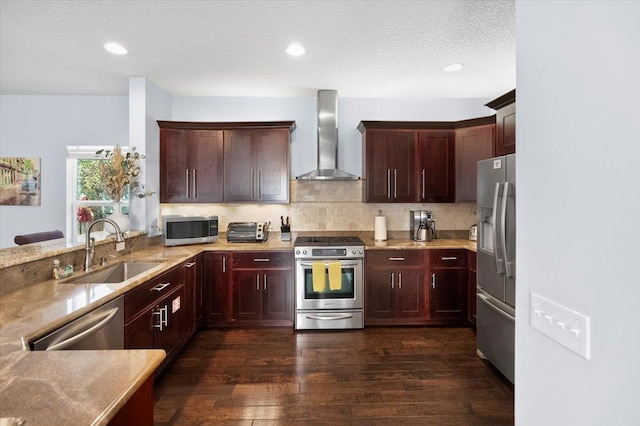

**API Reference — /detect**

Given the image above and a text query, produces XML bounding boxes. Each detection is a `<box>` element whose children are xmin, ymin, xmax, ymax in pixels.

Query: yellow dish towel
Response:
<box><xmin>312</xmin><ymin>261</ymin><xmax>326</xmax><ymax>292</ymax></box>
<box><xmin>328</xmin><ymin>261</ymin><xmax>342</xmax><ymax>291</ymax></box>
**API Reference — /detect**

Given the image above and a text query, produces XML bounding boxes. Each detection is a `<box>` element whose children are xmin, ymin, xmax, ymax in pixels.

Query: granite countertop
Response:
<box><xmin>0</xmin><ymin>234</ymin><xmax>475</xmax><ymax>424</ymax></box>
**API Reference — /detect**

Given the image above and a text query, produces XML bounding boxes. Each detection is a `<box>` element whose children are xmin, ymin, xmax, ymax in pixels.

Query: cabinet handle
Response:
<box><xmin>256</xmin><ymin>274</ymin><xmax>260</xmax><ymax>291</ymax></box>
<box><xmin>250</xmin><ymin>169</ymin><xmax>255</xmax><ymax>199</ymax></box>
<box><xmin>388</xmin><ymin>257</ymin><xmax>405</xmax><ymax>261</ymax></box>
<box><xmin>421</xmin><ymin>169</ymin><xmax>426</xmax><ymax>199</ymax></box>
<box><xmin>441</xmin><ymin>257</ymin><xmax>458</xmax><ymax>261</ymax></box>
<box><xmin>398</xmin><ymin>272</ymin><xmax>402</xmax><ymax>289</ymax></box>
<box><xmin>184</xmin><ymin>262</ymin><xmax>196</xmax><ymax>268</ymax></box>
<box><xmin>390</xmin><ymin>272</ymin><xmax>394</xmax><ymax>289</ymax></box>
<box><xmin>257</xmin><ymin>169</ymin><xmax>261</xmax><ymax>199</ymax></box>
<box><xmin>264</xmin><ymin>274</ymin><xmax>267</xmax><ymax>291</ymax></box>
<box><xmin>193</xmin><ymin>169</ymin><xmax>197</xmax><ymax>199</ymax></box>
<box><xmin>151</xmin><ymin>282</ymin><xmax>171</xmax><ymax>292</ymax></box>
<box><xmin>387</xmin><ymin>169</ymin><xmax>391</xmax><ymax>199</ymax></box>
<box><xmin>394</xmin><ymin>169</ymin><xmax>397</xmax><ymax>198</ymax></box>
<box><xmin>162</xmin><ymin>305</ymin><xmax>168</xmax><ymax>327</ymax></box>
<box><xmin>253</xmin><ymin>258</ymin><xmax>270</xmax><ymax>262</ymax></box>
<box><xmin>153</xmin><ymin>309</ymin><xmax>163</xmax><ymax>330</ymax></box>
<box><xmin>185</xmin><ymin>169</ymin><xmax>190</xmax><ymax>198</ymax></box>
<box><xmin>222</xmin><ymin>256</ymin><xmax>226</xmax><ymax>273</ymax></box>
<box><xmin>431</xmin><ymin>272</ymin><xmax>436</xmax><ymax>289</ymax></box>
<box><xmin>153</xmin><ymin>306</ymin><xmax>167</xmax><ymax>330</ymax></box>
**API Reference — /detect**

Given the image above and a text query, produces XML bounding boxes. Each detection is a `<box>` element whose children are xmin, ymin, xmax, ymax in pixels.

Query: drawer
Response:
<box><xmin>232</xmin><ymin>251</ymin><xmax>293</xmax><ymax>269</ymax></box>
<box><xmin>428</xmin><ymin>249</ymin><xmax>468</xmax><ymax>269</ymax></box>
<box><xmin>366</xmin><ymin>250</ymin><xmax>425</xmax><ymax>267</ymax></box>
<box><xmin>124</xmin><ymin>266</ymin><xmax>182</xmax><ymax>321</ymax></box>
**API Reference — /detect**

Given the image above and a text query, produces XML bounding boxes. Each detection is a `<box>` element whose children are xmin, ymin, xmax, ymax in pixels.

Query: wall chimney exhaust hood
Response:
<box><xmin>296</xmin><ymin>90</ymin><xmax>360</xmax><ymax>180</ymax></box>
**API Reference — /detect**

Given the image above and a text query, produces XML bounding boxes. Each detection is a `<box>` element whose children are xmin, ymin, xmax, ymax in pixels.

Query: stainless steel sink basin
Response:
<box><xmin>64</xmin><ymin>262</ymin><xmax>162</xmax><ymax>284</ymax></box>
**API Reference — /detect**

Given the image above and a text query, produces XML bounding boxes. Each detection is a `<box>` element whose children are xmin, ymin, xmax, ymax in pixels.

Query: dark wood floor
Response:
<box><xmin>153</xmin><ymin>327</ymin><xmax>514</xmax><ymax>425</ymax></box>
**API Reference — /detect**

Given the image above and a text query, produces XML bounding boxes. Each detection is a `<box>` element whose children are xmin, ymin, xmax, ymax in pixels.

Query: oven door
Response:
<box><xmin>296</xmin><ymin>259</ymin><xmax>363</xmax><ymax>310</ymax></box>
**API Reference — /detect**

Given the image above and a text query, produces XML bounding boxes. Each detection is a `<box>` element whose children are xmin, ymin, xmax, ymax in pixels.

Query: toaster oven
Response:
<box><xmin>226</xmin><ymin>222</ymin><xmax>270</xmax><ymax>243</ymax></box>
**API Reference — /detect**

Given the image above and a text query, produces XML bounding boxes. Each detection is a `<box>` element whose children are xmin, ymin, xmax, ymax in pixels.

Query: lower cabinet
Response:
<box><xmin>365</xmin><ymin>250</ymin><xmax>427</xmax><ymax>326</ymax></box>
<box><xmin>202</xmin><ymin>252</ymin><xmax>231</xmax><ymax>327</ymax></box>
<box><xmin>124</xmin><ymin>263</ymin><xmax>186</xmax><ymax>374</ymax></box>
<box><xmin>427</xmin><ymin>249</ymin><xmax>469</xmax><ymax>324</ymax></box>
<box><xmin>231</xmin><ymin>251</ymin><xmax>294</xmax><ymax>326</ymax></box>
<box><xmin>468</xmin><ymin>251</ymin><xmax>477</xmax><ymax>325</ymax></box>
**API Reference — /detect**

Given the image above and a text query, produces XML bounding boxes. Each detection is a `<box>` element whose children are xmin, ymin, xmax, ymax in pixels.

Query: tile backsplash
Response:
<box><xmin>160</xmin><ymin>180</ymin><xmax>477</xmax><ymax>233</ymax></box>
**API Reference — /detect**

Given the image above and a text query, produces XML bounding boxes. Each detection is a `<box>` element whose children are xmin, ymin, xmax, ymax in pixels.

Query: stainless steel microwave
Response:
<box><xmin>163</xmin><ymin>215</ymin><xmax>218</xmax><ymax>246</ymax></box>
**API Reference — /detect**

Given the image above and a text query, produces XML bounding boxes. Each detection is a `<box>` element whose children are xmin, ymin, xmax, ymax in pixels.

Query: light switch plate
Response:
<box><xmin>530</xmin><ymin>292</ymin><xmax>591</xmax><ymax>360</ymax></box>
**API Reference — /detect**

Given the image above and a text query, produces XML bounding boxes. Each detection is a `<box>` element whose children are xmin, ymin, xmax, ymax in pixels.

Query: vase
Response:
<box><xmin>105</xmin><ymin>202</ymin><xmax>130</xmax><ymax>234</ymax></box>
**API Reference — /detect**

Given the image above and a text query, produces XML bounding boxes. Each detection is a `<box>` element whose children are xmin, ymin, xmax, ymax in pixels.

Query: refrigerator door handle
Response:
<box><xmin>501</xmin><ymin>181</ymin><xmax>514</xmax><ymax>278</ymax></box>
<box><xmin>478</xmin><ymin>292</ymin><xmax>515</xmax><ymax>321</ymax></box>
<box><xmin>492</xmin><ymin>182</ymin><xmax>505</xmax><ymax>275</ymax></box>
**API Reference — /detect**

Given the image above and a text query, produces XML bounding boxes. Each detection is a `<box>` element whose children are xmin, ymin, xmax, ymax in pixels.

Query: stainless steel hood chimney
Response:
<box><xmin>296</xmin><ymin>90</ymin><xmax>360</xmax><ymax>180</ymax></box>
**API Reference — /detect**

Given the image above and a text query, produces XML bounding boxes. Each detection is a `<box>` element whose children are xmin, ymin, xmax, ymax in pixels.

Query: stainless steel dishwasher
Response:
<box><xmin>31</xmin><ymin>296</ymin><xmax>124</xmax><ymax>351</ymax></box>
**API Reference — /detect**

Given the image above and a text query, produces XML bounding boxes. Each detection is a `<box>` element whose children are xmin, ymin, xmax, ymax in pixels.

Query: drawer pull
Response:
<box><xmin>151</xmin><ymin>282</ymin><xmax>171</xmax><ymax>292</ymax></box>
<box><xmin>184</xmin><ymin>262</ymin><xmax>196</xmax><ymax>268</ymax></box>
<box><xmin>253</xmin><ymin>258</ymin><xmax>270</xmax><ymax>262</ymax></box>
<box><xmin>441</xmin><ymin>257</ymin><xmax>458</xmax><ymax>261</ymax></box>
<box><xmin>388</xmin><ymin>257</ymin><xmax>405</xmax><ymax>261</ymax></box>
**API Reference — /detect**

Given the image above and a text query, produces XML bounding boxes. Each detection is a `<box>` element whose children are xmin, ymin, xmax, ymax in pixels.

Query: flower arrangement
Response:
<box><xmin>96</xmin><ymin>145</ymin><xmax>153</xmax><ymax>202</ymax></box>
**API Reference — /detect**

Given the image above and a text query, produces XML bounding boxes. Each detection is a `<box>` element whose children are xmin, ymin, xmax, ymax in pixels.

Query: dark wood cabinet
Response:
<box><xmin>468</xmin><ymin>250</ymin><xmax>477</xmax><ymax>325</ymax></box>
<box><xmin>365</xmin><ymin>250</ymin><xmax>427</xmax><ymax>325</ymax></box>
<box><xmin>417</xmin><ymin>130</ymin><xmax>455</xmax><ymax>202</ymax></box>
<box><xmin>427</xmin><ymin>249</ymin><xmax>468</xmax><ymax>324</ymax></box>
<box><xmin>202</xmin><ymin>252</ymin><xmax>231</xmax><ymax>327</ymax></box>
<box><xmin>180</xmin><ymin>256</ymin><xmax>199</xmax><ymax>342</ymax></box>
<box><xmin>486</xmin><ymin>90</ymin><xmax>516</xmax><ymax>156</ymax></box>
<box><xmin>124</xmin><ymin>265</ymin><xmax>185</xmax><ymax>373</ymax></box>
<box><xmin>159</xmin><ymin>129</ymin><xmax>224</xmax><ymax>203</ymax></box>
<box><xmin>455</xmin><ymin>124</ymin><xmax>494</xmax><ymax>201</ymax></box>
<box><xmin>361</xmin><ymin>129</ymin><xmax>416</xmax><ymax>202</ymax></box>
<box><xmin>223</xmin><ymin>129</ymin><xmax>290</xmax><ymax>202</ymax></box>
<box><xmin>230</xmin><ymin>251</ymin><xmax>294</xmax><ymax>326</ymax></box>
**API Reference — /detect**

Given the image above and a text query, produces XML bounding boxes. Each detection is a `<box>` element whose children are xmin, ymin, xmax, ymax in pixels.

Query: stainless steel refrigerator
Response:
<box><xmin>476</xmin><ymin>154</ymin><xmax>515</xmax><ymax>383</ymax></box>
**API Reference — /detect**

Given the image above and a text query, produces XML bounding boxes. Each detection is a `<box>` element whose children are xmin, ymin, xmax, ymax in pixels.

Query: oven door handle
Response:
<box><xmin>298</xmin><ymin>261</ymin><xmax>360</xmax><ymax>267</ymax></box>
<box><xmin>305</xmin><ymin>314</ymin><xmax>354</xmax><ymax>321</ymax></box>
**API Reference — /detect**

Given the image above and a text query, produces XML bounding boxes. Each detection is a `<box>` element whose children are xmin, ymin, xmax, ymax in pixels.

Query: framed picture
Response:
<box><xmin>0</xmin><ymin>157</ymin><xmax>42</xmax><ymax>206</ymax></box>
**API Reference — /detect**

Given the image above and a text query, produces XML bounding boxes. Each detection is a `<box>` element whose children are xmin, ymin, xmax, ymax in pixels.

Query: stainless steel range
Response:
<box><xmin>294</xmin><ymin>236</ymin><xmax>365</xmax><ymax>330</ymax></box>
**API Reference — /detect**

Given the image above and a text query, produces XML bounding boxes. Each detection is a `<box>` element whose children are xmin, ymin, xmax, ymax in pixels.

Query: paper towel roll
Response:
<box><xmin>374</xmin><ymin>215</ymin><xmax>387</xmax><ymax>241</ymax></box>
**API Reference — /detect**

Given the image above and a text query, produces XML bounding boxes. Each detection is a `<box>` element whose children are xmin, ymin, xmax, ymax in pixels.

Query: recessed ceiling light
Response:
<box><xmin>104</xmin><ymin>42</ymin><xmax>128</xmax><ymax>55</ymax></box>
<box><xmin>286</xmin><ymin>43</ymin><xmax>305</xmax><ymax>56</ymax></box>
<box><xmin>444</xmin><ymin>63</ymin><xmax>464</xmax><ymax>72</ymax></box>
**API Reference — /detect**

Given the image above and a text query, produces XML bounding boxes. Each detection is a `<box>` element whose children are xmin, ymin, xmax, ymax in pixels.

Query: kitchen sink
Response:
<box><xmin>64</xmin><ymin>261</ymin><xmax>163</xmax><ymax>284</ymax></box>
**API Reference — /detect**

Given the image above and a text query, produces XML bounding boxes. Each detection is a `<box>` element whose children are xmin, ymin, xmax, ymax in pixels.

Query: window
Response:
<box><xmin>67</xmin><ymin>146</ymin><xmax>130</xmax><ymax>243</ymax></box>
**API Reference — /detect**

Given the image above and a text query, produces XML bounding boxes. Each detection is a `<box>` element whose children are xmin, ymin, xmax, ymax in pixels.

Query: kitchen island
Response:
<box><xmin>0</xmin><ymin>233</ymin><xmax>475</xmax><ymax>424</ymax></box>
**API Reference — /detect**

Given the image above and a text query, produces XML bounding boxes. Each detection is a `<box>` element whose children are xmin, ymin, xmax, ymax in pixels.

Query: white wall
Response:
<box><xmin>0</xmin><ymin>95</ymin><xmax>128</xmax><ymax>248</ymax></box>
<box><xmin>516</xmin><ymin>2</ymin><xmax>640</xmax><ymax>424</ymax></box>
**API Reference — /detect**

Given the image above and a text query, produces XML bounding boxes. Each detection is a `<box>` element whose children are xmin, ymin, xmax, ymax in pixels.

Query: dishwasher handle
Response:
<box><xmin>45</xmin><ymin>306</ymin><xmax>120</xmax><ymax>351</ymax></box>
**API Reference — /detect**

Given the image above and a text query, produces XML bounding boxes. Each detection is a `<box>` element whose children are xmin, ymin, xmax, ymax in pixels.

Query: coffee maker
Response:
<box><xmin>410</xmin><ymin>210</ymin><xmax>437</xmax><ymax>242</ymax></box>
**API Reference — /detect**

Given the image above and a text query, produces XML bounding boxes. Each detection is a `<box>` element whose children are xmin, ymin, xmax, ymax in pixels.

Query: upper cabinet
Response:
<box><xmin>417</xmin><ymin>130</ymin><xmax>455</xmax><ymax>203</ymax></box>
<box><xmin>361</xmin><ymin>129</ymin><xmax>416</xmax><ymax>202</ymax></box>
<box><xmin>486</xmin><ymin>89</ymin><xmax>516</xmax><ymax>156</ymax></box>
<box><xmin>160</xmin><ymin>129</ymin><xmax>224</xmax><ymax>203</ymax></box>
<box><xmin>455</xmin><ymin>119</ymin><xmax>495</xmax><ymax>202</ymax></box>
<box><xmin>224</xmin><ymin>129</ymin><xmax>290</xmax><ymax>203</ymax></box>
<box><xmin>158</xmin><ymin>121</ymin><xmax>295</xmax><ymax>204</ymax></box>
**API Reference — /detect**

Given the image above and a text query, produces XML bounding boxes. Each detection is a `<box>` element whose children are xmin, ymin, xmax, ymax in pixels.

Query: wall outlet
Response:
<box><xmin>530</xmin><ymin>292</ymin><xmax>591</xmax><ymax>360</ymax></box>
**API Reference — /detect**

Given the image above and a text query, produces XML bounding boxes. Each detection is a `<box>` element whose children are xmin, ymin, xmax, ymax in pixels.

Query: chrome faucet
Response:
<box><xmin>84</xmin><ymin>218</ymin><xmax>125</xmax><ymax>271</ymax></box>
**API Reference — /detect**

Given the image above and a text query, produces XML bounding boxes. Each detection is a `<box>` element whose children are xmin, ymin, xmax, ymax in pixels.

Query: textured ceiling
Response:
<box><xmin>0</xmin><ymin>0</ymin><xmax>515</xmax><ymax>98</ymax></box>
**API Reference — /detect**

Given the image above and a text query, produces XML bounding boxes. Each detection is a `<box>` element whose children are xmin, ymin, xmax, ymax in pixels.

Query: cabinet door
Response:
<box><xmin>223</xmin><ymin>130</ymin><xmax>255</xmax><ymax>201</ymax></box>
<box><xmin>417</xmin><ymin>130</ymin><xmax>455</xmax><ymax>203</ymax></box>
<box><xmin>190</xmin><ymin>130</ymin><xmax>224</xmax><ymax>202</ymax></box>
<box><xmin>232</xmin><ymin>270</ymin><xmax>263</xmax><ymax>321</ymax></box>
<box><xmin>160</xmin><ymin>129</ymin><xmax>190</xmax><ymax>203</ymax></box>
<box><xmin>468</xmin><ymin>251</ymin><xmax>477</xmax><ymax>325</ymax></box>
<box><xmin>429</xmin><ymin>269</ymin><xmax>468</xmax><ymax>321</ymax></box>
<box><xmin>154</xmin><ymin>286</ymin><xmax>184</xmax><ymax>362</ymax></box>
<box><xmin>365</xmin><ymin>268</ymin><xmax>396</xmax><ymax>322</ymax></box>
<box><xmin>181</xmin><ymin>258</ymin><xmax>198</xmax><ymax>342</ymax></box>
<box><xmin>455</xmin><ymin>125</ymin><xmax>494</xmax><ymax>202</ymax></box>
<box><xmin>363</xmin><ymin>130</ymin><xmax>416</xmax><ymax>202</ymax></box>
<box><xmin>124</xmin><ymin>309</ymin><xmax>154</xmax><ymax>350</ymax></box>
<box><xmin>262</xmin><ymin>270</ymin><xmax>293</xmax><ymax>321</ymax></box>
<box><xmin>255</xmin><ymin>129</ymin><xmax>289</xmax><ymax>202</ymax></box>
<box><xmin>203</xmin><ymin>252</ymin><xmax>230</xmax><ymax>325</ymax></box>
<box><xmin>495</xmin><ymin>103</ymin><xmax>516</xmax><ymax>156</ymax></box>
<box><xmin>395</xmin><ymin>268</ymin><xmax>427</xmax><ymax>320</ymax></box>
